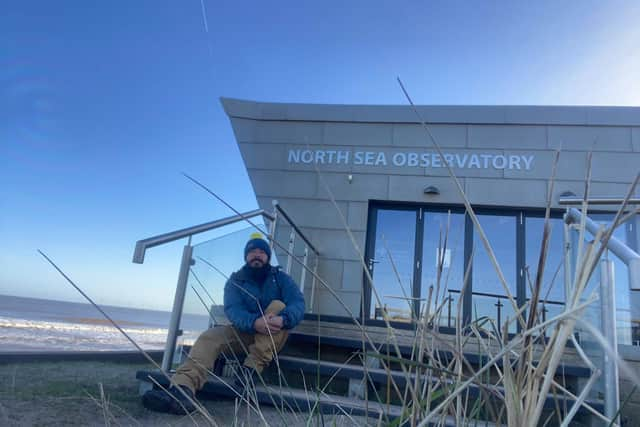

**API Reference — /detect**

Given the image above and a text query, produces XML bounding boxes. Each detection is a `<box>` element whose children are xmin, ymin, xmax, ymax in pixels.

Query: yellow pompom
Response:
<box><xmin>249</xmin><ymin>232</ymin><xmax>264</xmax><ymax>240</ymax></box>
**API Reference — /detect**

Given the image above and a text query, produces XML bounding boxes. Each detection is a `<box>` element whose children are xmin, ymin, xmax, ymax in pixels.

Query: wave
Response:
<box><xmin>0</xmin><ymin>316</ymin><xmax>201</xmax><ymax>352</ymax></box>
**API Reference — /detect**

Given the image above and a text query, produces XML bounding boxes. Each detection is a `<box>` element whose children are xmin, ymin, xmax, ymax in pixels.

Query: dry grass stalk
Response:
<box><xmin>0</xmin><ymin>400</ymin><xmax>9</xmax><ymax>427</ymax></box>
<box><xmin>38</xmin><ymin>250</ymin><xmax>219</xmax><ymax>426</ymax></box>
<box><xmin>84</xmin><ymin>384</ymin><xmax>142</xmax><ymax>427</ymax></box>
<box><xmin>99</xmin><ymin>382</ymin><xmax>111</xmax><ymax>427</ymax></box>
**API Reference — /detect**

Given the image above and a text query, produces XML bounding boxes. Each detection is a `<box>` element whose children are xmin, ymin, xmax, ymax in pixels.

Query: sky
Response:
<box><xmin>1</xmin><ymin>0</ymin><xmax>639</xmax><ymax>312</ymax></box>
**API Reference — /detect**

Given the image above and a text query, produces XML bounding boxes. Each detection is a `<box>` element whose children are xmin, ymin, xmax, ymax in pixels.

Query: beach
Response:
<box><xmin>0</xmin><ymin>358</ymin><xmax>274</xmax><ymax>426</ymax></box>
<box><xmin>0</xmin><ymin>356</ymin><xmax>367</xmax><ymax>426</ymax></box>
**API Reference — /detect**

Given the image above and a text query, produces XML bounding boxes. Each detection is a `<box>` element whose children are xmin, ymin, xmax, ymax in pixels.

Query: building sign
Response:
<box><xmin>287</xmin><ymin>149</ymin><xmax>535</xmax><ymax>170</ymax></box>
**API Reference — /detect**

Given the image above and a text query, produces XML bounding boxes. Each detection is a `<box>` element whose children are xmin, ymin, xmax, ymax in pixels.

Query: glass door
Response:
<box><xmin>421</xmin><ymin>210</ymin><xmax>466</xmax><ymax>328</ymax></box>
<box><xmin>472</xmin><ymin>214</ymin><xmax>518</xmax><ymax>334</ymax></box>
<box><xmin>525</xmin><ymin>216</ymin><xmax>566</xmax><ymax>337</ymax></box>
<box><xmin>364</xmin><ymin>203</ymin><xmax>577</xmax><ymax>335</ymax></box>
<box><xmin>367</xmin><ymin>208</ymin><xmax>418</xmax><ymax>322</ymax></box>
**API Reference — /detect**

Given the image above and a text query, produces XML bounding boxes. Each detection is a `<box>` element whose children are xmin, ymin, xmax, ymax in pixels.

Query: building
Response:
<box><xmin>222</xmin><ymin>97</ymin><xmax>639</xmax><ymax>342</ymax></box>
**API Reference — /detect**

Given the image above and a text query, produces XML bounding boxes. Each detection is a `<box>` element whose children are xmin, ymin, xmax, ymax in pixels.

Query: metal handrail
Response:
<box><xmin>559</xmin><ymin>197</ymin><xmax>640</xmax><ymax>205</ymax></box>
<box><xmin>564</xmin><ymin>207</ymin><xmax>640</xmax><ymax>419</ymax></box>
<box><xmin>564</xmin><ymin>207</ymin><xmax>640</xmax><ymax>290</ymax></box>
<box><xmin>132</xmin><ymin>203</ymin><xmax>322</xmax><ymax>371</ymax></box>
<box><xmin>132</xmin><ymin>209</ymin><xmax>274</xmax><ymax>264</ymax></box>
<box><xmin>444</xmin><ymin>289</ymin><xmax>563</xmax><ymax>331</ymax></box>
<box><xmin>272</xmin><ymin>201</ymin><xmax>319</xmax><ymax>255</ymax></box>
<box><xmin>447</xmin><ymin>289</ymin><xmax>564</xmax><ymax>306</ymax></box>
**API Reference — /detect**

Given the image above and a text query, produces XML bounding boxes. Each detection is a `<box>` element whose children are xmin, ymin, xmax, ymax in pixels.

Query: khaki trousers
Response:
<box><xmin>173</xmin><ymin>300</ymin><xmax>289</xmax><ymax>394</ymax></box>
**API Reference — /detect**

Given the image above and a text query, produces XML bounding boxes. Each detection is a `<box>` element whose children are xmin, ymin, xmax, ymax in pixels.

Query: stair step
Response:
<box><xmin>137</xmin><ymin>369</ymin><xmax>405</xmax><ymax>421</ymax></box>
<box><xmin>137</xmin><ymin>369</ymin><xmax>504</xmax><ymax>426</ymax></box>
<box><xmin>138</xmin><ymin>359</ymin><xmax>603</xmax><ymax>423</ymax></box>
<box><xmin>207</xmin><ymin>315</ymin><xmax>592</xmax><ymax>378</ymax></box>
<box><xmin>287</xmin><ymin>331</ymin><xmax>593</xmax><ymax>378</ymax></box>
<box><xmin>273</xmin><ymin>355</ymin><xmax>604</xmax><ymax>413</ymax></box>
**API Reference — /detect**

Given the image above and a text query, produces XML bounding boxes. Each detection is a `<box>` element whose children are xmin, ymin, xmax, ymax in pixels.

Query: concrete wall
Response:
<box><xmin>222</xmin><ymin>98</ymin><xmax>640</xmax><ymax>318</ymax></box>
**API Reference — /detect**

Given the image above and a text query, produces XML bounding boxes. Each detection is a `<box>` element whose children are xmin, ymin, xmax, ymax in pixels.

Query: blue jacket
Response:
<box><xmin>223</xmin><ymin>265</ymin><xmax>305</xmax><ymax>334</ymax></box>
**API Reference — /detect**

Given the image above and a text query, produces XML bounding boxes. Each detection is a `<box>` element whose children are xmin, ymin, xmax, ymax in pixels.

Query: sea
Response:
<box><xmin>0</xmin><ymin>294</ymin><xmax>211</xmax><ymax>352</ymax></box>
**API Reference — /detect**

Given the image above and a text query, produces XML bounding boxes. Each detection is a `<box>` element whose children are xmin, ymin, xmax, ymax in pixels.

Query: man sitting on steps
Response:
<box><xmin>142</xmin><ymin>233</ymin><xmax>306</xmax><ymax>414</ymax></box>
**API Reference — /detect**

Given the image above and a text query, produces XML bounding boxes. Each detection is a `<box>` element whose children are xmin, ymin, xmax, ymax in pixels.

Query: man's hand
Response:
<box><xmin>254</xmin><ymin>314</ymin><xmax>284</xmax><ymax>335</ymax></box>
<box><xmin>267</xmin><ymin>315</ymin><xmax>283</xmax><ymax>331</ymax></box>
<box><xmin>253</xmin><ymin>316</ymin><xmax>269</xmax><ymax>334</ymax></box>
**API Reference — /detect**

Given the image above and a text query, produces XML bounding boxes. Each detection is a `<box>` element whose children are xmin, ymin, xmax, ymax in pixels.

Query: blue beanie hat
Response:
<box><xmin>244</xmin><ymin>233</ymin><xmax>271</xmax><ymax>261</ymax></box>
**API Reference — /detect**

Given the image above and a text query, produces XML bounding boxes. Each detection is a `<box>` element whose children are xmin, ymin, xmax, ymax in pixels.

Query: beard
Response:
<box><xmin>247</xmin><ymin>261</ymin><xmax>270</xmax><ymax>283</ymax></box>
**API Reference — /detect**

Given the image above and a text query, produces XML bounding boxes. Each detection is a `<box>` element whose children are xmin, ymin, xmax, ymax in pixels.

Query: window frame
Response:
<box><xmin>363</xmin><ymin>201</ymin><xmax>573</xmax><ymax>332</ymax></box>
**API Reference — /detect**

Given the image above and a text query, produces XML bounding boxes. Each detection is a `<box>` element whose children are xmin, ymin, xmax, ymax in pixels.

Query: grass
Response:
<box><xmin>1</xmin><ymin>360</ymin><xmax>363</xmax><ymax>426</ymax></box>
<box><xmin>0</xmin><ymin>361</ymin><xmax>151</xmax><ymax>425</ymax></box>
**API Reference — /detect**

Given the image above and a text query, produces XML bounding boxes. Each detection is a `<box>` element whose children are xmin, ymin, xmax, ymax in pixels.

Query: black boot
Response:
<box><xmin>142</xmin><ymin>384</ymin><xmax>197</xmax><ymax>415</ymax></box>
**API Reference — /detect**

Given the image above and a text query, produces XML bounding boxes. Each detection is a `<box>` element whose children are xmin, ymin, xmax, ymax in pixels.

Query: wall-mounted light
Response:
<box><xmin>424</xmin><ymin>185</ymin><xmax>440</xmax><ymax>195</ymax></box>
<box><xmin>347</xmin><ymin>174</ymin><xmax>353</xmax><ymax>183</ymax></box>
<box><xmin>558</xmin><ymin>190</ymin><xmax>580</xmax><ymax>206</ymax></box>
<box><xmin>559</xmin><ymin>191</ymin><xmax>576</xmax><ymax>198</ymax></box>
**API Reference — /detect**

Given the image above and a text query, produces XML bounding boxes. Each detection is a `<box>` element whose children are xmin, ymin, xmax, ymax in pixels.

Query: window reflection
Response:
<box><xmin>525</xmin><ymin>217</ymin><xmax>565</xmax><ymax>301</ymax></box>
<box><xmin>370</xmin><ymin>209</ymin><xmax>416</xmax><ymax>321</ymax></box>
<box><xmin>526</xmin><ymin>216</ymin><xmax>566</xmax><ymax>336</ymax></box>
<box><xmin>472</xmin><ymin>214</ymin><xmax>517</xmax><ymax>333</ymax></box>
<box><xmin>365</xmin><ymin>204</ymin><xmax>637</xmax><ymax>345</ymax></box>
<box><xmin>421</xmin><ymin>211</ymin><xmax>465</xmax><ymax>327</ymax></box>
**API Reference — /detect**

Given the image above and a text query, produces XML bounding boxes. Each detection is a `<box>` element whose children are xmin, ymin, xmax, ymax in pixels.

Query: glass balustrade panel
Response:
<box><xmin>171</xmin><ymin>225</ymin><xmax>258</xmax><ymax>367</ymax></box>
<box><xmin>569</xmin><ymin>225</ymin><xmax>604</xmax><ymax>398</ymax></box>
<box><xmin>590</xmin><ymin>214</ymin><xmax>633</xmax><ymax>346</ymax></box>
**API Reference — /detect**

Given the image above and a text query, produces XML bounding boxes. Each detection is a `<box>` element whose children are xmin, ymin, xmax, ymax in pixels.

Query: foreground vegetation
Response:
<box><xmin>0</xmin><ymin>360</ymin><xmax>362</xmax><ymax>426</ymax></box>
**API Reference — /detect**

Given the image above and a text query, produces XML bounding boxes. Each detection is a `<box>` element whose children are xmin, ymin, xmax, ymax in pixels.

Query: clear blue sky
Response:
<box><xmin>1</xmin><ymin>1</ymin><xmax>639</xmax><ymax>311</ymax></box>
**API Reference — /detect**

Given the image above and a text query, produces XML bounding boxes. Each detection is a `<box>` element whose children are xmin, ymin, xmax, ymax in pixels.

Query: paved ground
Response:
<box><xmin>0</xmin><ymin>360</ymin><xmax>370</xmax><ymax>426</ymax></box>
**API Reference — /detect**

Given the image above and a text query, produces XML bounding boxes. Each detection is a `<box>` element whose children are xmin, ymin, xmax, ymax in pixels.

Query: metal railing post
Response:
<box><xmin>308</xmin><ymin>257</ymin><xmax>319</xmax><ymax>313</ymax></box>
<box><xmin>299</xmin><ymin>247</ymin><xmax>308</xmax><ymax>293</ymax></box>
<box><xmin>269</xmin><ymin>200</ymin><xmax>279</xmax><ymax>252</ymax></box>
<box><xmin>564</xmin><ymin>218</ymin><xmax>573</xmax><ymax>299</ymax></box>
<box><xmin>495</xmin><ymin>299</ymin><xmax>503</xmax><ymax>332</ymax></box>
<box><xmin>285</xmin><ymin>229</ymin><xmax>295</xmax><ymax>274</ymax></box>
<box><xmin>161</xmin><ymin>243</ymin><xmax>193</xmax><ymax>372</ymax></box>
<box><xmin>600</xmin><ymin>257</ymin><xmax>620</xmax><ymax>421</ymax></box>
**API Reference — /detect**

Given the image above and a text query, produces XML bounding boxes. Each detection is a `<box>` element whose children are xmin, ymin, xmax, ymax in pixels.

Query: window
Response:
<box><xmin>364</xmin><ymin>202</ymin><xmax>637</xmax><ymax>345</ymax></box>
<box><xmin>365</xmin><ymin>203</ymin><xmax>567</xmax><ymax>336</ymax></box>
<box><xmin>367</xmin><ymin>208</ymin><xmax>417</xmax><ymax>322</ymax></box>
<box><xmin>421</xmin><ymin>211</ymin><xmax>465</xmax><ymax>328</ymax></box>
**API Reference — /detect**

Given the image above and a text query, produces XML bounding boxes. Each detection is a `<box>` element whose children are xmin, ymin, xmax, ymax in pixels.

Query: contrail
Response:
<box><xmin>199</xmin><ymin>0</ymin><xmax>209</xmax><ymax>33</ymax></box>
